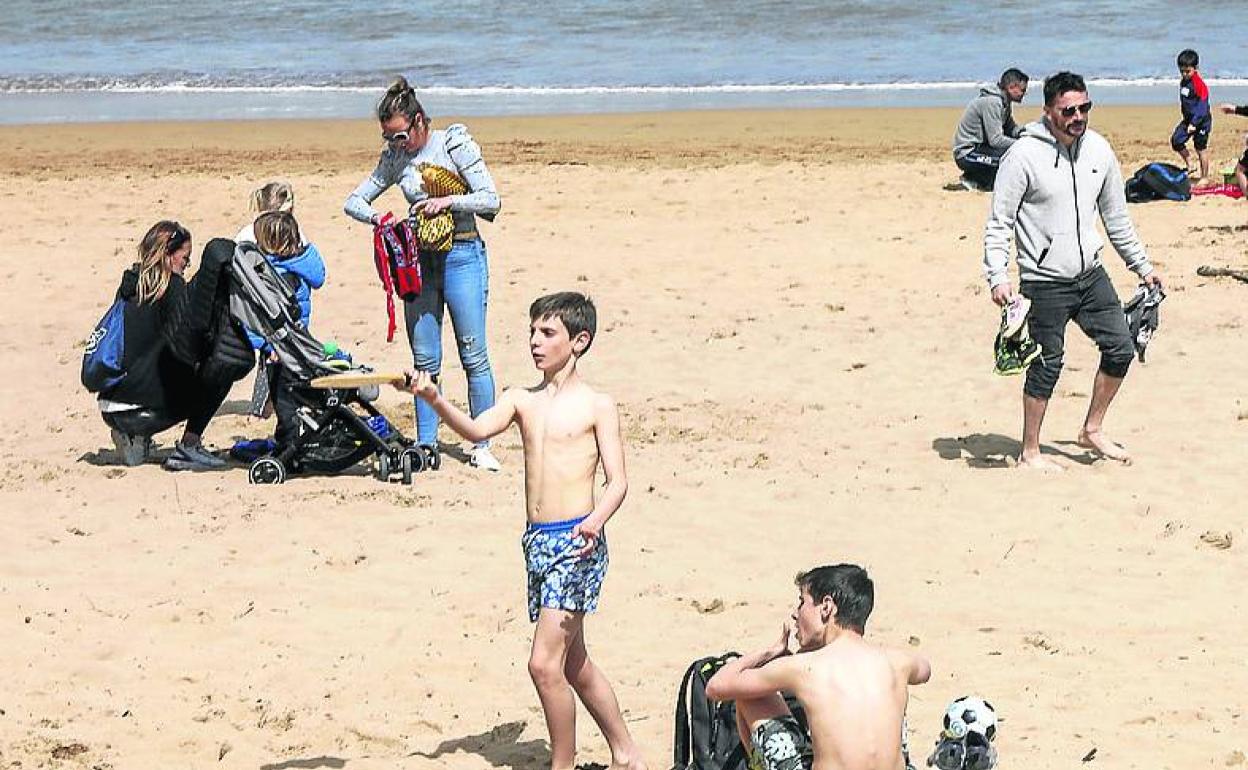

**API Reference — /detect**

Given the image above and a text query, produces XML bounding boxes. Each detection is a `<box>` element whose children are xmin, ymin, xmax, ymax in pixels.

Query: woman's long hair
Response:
<box><xmin>135</xmin><ymin>220</ymin><xmax>190</xmax><ymax>305</ymax></box>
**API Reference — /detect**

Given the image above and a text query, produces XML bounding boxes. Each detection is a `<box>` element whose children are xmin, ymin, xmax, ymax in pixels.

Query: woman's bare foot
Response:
<box><xmin>1017</xmin><ymin>452</ymin><xmax>1064</xmax><ymax>471</ymax></box>
<box><xmin>1078</xmin><ymin>428</ymin><xmax>1132</xmax><ymax>464</ymax></box>
<box><xmin>609</xmin><ymin>758</ymin><xmax>647</xmax><ymax>770</ymax></box>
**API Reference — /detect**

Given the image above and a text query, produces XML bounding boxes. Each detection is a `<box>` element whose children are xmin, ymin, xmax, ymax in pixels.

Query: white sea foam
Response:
<box><xmin>9</xmin><ymin>78</ymin><xmax>1248</xmax><ymax>95</ymax></box>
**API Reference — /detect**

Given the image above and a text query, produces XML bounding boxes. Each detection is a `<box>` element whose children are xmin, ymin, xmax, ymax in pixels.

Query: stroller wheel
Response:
<box><xmin>376</xmin><ymin>451</ymin><xmax>392</xmax><ymax>482</ymax></box>
<box><xmin>300</xmin><ymin>418</ymin><xmax>374</xmax><ymax>474</ymax></box>
<box><xmin>399</xmin><ymin>447</ymin><xmax>426</xmax><ymax>484</ymax></box>
<box><xmin>249</xmin><ymin>456</ymin><xmax>286</xmax><ymax>485</ymax></box>
<box><xmin>420</xmin><ymin>444</ymin><xmax>441</xmax><ymax>471</ymax></box>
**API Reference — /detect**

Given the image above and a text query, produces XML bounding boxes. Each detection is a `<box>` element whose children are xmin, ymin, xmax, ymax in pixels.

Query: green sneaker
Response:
<box><xmin>994</xmin><ymin>331</ymin><xmax>1041</xmax><ymax>376</ymax></box>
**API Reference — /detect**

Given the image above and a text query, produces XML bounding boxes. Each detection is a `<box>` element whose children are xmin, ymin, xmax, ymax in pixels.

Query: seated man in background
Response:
<box><xmin>952</xmin><ymin>68</ymin><xmax>1029</xmax><ymax>191</ymax></box>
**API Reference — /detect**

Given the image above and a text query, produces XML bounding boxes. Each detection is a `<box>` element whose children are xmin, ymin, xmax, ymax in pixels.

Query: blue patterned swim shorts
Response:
<box><xmin>521</xmin><ymin>515</ymin><xmax>609</xmax><ymax>622</ymax></box>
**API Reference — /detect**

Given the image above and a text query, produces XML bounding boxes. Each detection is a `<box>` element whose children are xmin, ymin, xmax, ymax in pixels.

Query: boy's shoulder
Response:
<box><xmin>582</xmin><ymin>382</ymin><xmax>619</xmax><ymax>413</ymax></box>
<box><xmin>564</xmin><ymin>380</ymin><xmax>616</xmax><ymax>414</ymax></box>
<box><xmin>559</xmin><ymin>380</ymin><xmax>618</xmax><ymax>420</ymax></box>
<box><xmin>503</xmin><ymin>383</ymin><xmax>539</xmax><ymax>404</ymax></box>
<box><xmin>1193</xmin><ymin>71</ymin><xmax>1209</xmax><ymax>95</ymax></box>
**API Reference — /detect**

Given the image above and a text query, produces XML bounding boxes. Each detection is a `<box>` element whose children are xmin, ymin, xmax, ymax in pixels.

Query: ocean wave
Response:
<box><xmin>7</xmin><ymin>78</ymin><xmax>1248</xmax><ymax>95</ymax></box>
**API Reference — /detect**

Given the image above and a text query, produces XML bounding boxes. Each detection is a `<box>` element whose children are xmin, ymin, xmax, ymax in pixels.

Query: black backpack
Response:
<box><xmin>672</xmin><ymin>653</ymin><xmax>807</xmax><ymax>770</ymax></box>
<box><xmin>1124</xmin><ymin>162</ymin><xmax>1191</xmax><ymax>202</ymax></box>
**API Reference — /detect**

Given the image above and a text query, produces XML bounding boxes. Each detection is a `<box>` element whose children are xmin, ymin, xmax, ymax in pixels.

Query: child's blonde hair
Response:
<box><xmin>250</xmin><ymin>181</ymin><xmax>295</xmax><ymax>214</ymax></box>
<box><xmin>254</xmin><ymin>211</ymin><xmax>303</xmax><ymax>258</ymax></box>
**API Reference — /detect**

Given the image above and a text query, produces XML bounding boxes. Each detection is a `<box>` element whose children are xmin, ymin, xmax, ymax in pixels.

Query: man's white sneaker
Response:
<box><xmin>1002</xmin><ymin>296</ymin><xmax>1032</xmax><ymax>338</ymax></box>
<box><xmin>469</xmin><ymin>446</ymin><xmax>502</xmax><ymax>472</ymax></box>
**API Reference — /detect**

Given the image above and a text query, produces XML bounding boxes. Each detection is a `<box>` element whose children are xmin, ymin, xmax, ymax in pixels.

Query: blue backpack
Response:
<box><xmin>1124</xmin><ymin>162</ymin><xmax>1191</xmax><ymax>202</ymax></box>
<box><xmin>81</xmin><ymin>297</ymin><xmax>127</xmax><ymax>393</ymax></box>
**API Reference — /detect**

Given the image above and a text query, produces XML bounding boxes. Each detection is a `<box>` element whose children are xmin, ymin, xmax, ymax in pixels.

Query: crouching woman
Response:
<box><xmin>96</xmin><ymin>221</ymin><xmax>254</xmax><ymax>471</ymax></box>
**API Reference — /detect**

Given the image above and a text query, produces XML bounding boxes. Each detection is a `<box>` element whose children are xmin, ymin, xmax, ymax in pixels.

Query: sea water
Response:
<box><xmin>2</xmin><ymin>0</ymin><xmax>1248</xmax><ymax>123</ymax></box>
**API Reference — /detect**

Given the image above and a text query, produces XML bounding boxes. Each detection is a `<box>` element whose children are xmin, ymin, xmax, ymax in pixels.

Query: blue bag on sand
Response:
<box><xmin>81</xmin><ymin>298</ymin><xmax>127</xmax><ymax>393</ymax></box>
<box><xmin>1124</xmin><ymin>162</ymin><xmax>1191</xmax><ymax>202</ymax></box>
<box><xmin>230</xmin><ymin>438</ymin><xmax>278</xmax><ymax>463</ymax></box>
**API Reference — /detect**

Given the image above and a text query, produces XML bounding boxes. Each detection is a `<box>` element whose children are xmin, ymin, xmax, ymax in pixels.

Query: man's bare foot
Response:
<box><xmin>1077</xmin><ymin>429</ymin><xmax>1132</xmax><ymax>464</ymax></box>
<box><xmin>608</xmin><ymin>756</ymin><xmax>647</xmax><ymax>770</ymax></box>
<box><xmin>1017</xmin><ymin>453</ymin><xmax>1064</xmax><ymax>471</ymax></box>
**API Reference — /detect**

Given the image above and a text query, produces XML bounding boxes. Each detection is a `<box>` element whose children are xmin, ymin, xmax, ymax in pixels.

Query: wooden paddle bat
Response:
<box><xmin>1196</xmin><ymin>265</ymin><xmax>1248</xmax><ymax>283</ymax></box>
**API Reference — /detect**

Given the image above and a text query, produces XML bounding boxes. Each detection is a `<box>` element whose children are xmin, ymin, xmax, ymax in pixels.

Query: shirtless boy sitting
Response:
<box><xmin>397</xmin><ymin>292</ymin><xmax>645</xmax><ymax>770</ymax></box>
<box><xmin>706</xmin><ymin>565</ymin><xmax>930</xmax><ymax>770</ymax></box>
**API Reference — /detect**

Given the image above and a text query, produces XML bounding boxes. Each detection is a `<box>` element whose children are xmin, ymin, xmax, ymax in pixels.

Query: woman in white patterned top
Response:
<box><xmin>344</xmin><ymin>77</ymin><xmax>502</xmax><ymax>471</ymax></box>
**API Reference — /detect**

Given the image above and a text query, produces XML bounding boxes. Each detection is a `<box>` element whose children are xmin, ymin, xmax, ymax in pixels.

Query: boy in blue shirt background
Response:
<box><xmin>1173</xmin><ymin>49</ymin><xmax>1212</xmax><ymax>180</ymax></box>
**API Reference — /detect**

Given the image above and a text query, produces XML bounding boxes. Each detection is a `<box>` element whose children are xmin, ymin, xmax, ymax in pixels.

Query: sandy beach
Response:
<box><xmin>0</xmin><ymin>105</ymin><xmax>1245</xmax><ymax>769</ymax></box>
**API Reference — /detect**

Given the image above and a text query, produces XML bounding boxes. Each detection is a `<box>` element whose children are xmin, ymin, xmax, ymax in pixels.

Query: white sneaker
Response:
<box><xmin>1002</xmin><ymin>296</ymin><xmax>1032</xmax><ymax>338</ymax></box>
<box><xmin>469</xmin><ymin>446</ymin><xmax>502</xmax><ymax>472</ymax></box>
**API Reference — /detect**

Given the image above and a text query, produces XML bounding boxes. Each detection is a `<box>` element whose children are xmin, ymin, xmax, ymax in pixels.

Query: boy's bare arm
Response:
<box><xmin>395</xmin><ymin>371</ymin><xmax>517</xmax><ymax>442</ymax></box>
<box><xmin>908</xmin><ymin>652</ymin><xmax>931</xmax><ymax>685</ymax></box>
<box><xmin>571</xmin><ymin>394</ymin><xmax>627</xmax><ymax>554</ymax></box>
<box><xmin>705</xmin><ymin>624</ymin><xmax>795</xmax><ymax>702</ymax></box>
<box><xmin>889</xmin><ymin>648</ymin><xmax>931</xmax><ymax>686</ymax></box>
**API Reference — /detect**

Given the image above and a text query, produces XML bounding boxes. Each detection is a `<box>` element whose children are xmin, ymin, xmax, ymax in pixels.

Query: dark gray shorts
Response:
<box><xmin>1020</xmin><ymin>266</ymin><xmax>1134</xmax><ymax>399</ymax></box>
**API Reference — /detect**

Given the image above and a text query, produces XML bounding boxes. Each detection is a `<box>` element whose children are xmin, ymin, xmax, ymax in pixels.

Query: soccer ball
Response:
<box><xmin>943</xmin><ymin>696</ymin><xmax>997</xmax><ymax>742</ymax></box>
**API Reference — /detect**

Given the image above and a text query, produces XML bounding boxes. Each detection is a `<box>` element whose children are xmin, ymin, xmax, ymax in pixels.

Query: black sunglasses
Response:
<box><xmin>1058</xmin><ymin>101</ymin><xmax>1093</xmax><ymax>118</ymax></box>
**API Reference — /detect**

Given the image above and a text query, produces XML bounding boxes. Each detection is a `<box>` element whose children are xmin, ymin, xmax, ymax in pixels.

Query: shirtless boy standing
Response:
<box><xmin>706</xmin><ymin>565</ymin><xmax>930</xmax><ymax>770</ymax></box>
<box><xmin>398</xmin><ymin>291</ymin><xmax>645</xmax><ymax>770</ymax></box>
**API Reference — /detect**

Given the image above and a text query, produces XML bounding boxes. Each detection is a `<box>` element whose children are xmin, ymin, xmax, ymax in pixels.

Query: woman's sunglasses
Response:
<box><xmin>383</xmin><ymin>117</ymin><xmax>423</xmax><ymax>146</ymax></box>
<box><xmin>1058</xmin><ymin>101</ymin><xmax>1093</xmax><ymax>118</ymax></box>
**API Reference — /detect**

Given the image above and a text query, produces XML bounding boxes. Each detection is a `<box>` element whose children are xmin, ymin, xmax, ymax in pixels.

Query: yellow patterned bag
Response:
<box><xmin>413</xmin><ymin>211</ymin><xmax>454</xmax><ymax>253</ymax></box>
<box><xmin>413</xmin><ymin>163</ymin><xmax>469</xmax><ymax>254</ymax></box>
<box><xmin>420</xmin><ymin>163</ymin><xmax>468</xmax><ymax>196</ymax></box>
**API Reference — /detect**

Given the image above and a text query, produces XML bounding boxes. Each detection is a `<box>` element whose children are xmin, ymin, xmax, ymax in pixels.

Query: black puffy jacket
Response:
<box><xmin>101</xmin><ymin>238</ymin><xmax>253</xmax><ymax>411</ymax></box>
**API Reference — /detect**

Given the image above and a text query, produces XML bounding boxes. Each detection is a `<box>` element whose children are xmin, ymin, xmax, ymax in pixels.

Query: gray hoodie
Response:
<box><xmin>952</xmin><ymin>85</ymin><xmax>1021</xmax><ymax>159</ymax></box>
<box><xmin>983</xmin><ymin>120</ymin><xmax>1153</xmax><ymax>289</ymax></box>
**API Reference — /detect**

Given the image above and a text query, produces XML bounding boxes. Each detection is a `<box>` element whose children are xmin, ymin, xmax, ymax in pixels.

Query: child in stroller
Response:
<box><xmin>228</xmin><ymin>239</ymin><xmax>438</xmax><ymax>484</ymax></box>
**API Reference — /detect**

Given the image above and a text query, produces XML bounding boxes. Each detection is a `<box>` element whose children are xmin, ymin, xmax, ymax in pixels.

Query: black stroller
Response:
<box><xmin>228</xmin><ymin>242</ymin><xmax>438</xmax><ymax>484</ymax></box>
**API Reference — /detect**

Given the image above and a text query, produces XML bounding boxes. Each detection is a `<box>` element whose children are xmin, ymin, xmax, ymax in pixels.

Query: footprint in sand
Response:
<box><xmin>1197</xmin><ymin>531</ymin><xmax>1233</xmax><ymax>550</ymax></box>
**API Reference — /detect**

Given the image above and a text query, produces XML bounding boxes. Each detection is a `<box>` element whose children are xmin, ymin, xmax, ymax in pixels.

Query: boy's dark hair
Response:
<box><xmin>795</xmin><ymin>564</ymin><xmax>874</xmax><ymax>633</ymax></box>
<box><xmin>530</xmin><ymin>292</ymin><xmax>597</xmax><ymax>355</ymax></box>
<box><xmin>1043</xmin><ymin>71</ymin><xmax>1087</xmax><ymax>106</ymax></box>
<box><xmin>1177</xmin><ymin>49</ymin><xmax>1199</xmax><ymax>69</ymax></box>
<box><xmin>999</xmin><ymin>68</ymin><xmax>1029</xmax><ymax>89</ymax></box>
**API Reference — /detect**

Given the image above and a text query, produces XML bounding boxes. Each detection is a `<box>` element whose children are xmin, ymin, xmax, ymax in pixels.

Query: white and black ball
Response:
<box><xmin>942</xmin><ymin>696</ymin><xmax>997</xmax><ymax>742</ymax></box>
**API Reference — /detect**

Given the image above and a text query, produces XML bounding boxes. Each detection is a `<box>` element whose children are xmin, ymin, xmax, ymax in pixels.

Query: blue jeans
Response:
<box><xmin>404</xmin><ymin>239</ymin><xmax>496</xmax><ymax>446</ymax></box>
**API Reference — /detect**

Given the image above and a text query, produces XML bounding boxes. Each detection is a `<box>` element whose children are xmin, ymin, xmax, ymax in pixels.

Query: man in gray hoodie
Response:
<box><xmin>983</xmin><ymin>71</ymin><xmax>1164</xmax><ymax>470</ymax></box>
<box><xmin>953</xmin><ymin>68</ymin><xmax>1029</xmax><ymax>190</ymax></box>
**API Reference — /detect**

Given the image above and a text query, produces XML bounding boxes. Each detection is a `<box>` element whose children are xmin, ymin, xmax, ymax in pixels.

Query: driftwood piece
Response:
<box><xmin>1196</xmin><ymin>265</ymin><xmax>1248</xmax><ymax>283</ymax></box>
